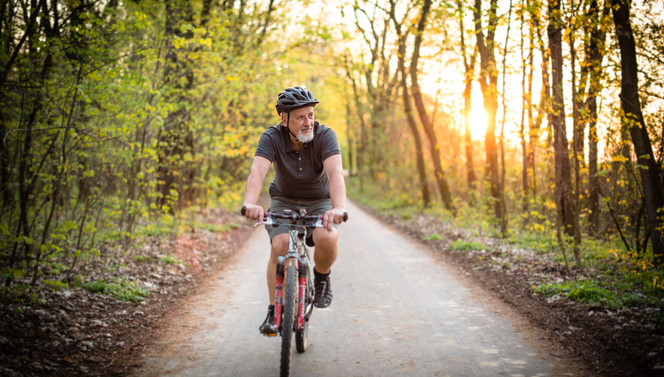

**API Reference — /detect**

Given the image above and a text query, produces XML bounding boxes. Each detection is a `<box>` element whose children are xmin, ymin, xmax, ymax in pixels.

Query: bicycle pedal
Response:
<box><xmin>264</xmin><ymin>332</ymin><xmax>277</xmax><ymax>337</ymax></box>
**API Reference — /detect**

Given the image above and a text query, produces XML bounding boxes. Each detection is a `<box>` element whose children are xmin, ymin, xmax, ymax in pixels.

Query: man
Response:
<box><xmin>242</xmin><ymin>86</ymin><xmax>347</xmax><ymax>335</ymax></box>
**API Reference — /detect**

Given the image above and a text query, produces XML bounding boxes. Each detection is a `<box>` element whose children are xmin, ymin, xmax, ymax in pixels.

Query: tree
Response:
<box><xmin>583</xmin><ymin>0</ymin><xmax>611</xmax><ymax>234</ymax></box>
<box><xmin>473</xmin><ymin>0</ymin><xmax>502</xmax><ymax>223</ymax></box>
<box><xmin>549</xmin><ymin>0</ymin><xmax>576</xmax><ymax>252</ymax></box>
<box><xmin>344</xmin><ymin>1</ymin><xmax>400</xmax><ymax>187</ymax></box>
<box><xmin>410</xmin><ymin>0</ymin><xmax>455</xmax><ymax>213</ymax></box>
<box><xmin>457</xmin><ymin>0</ymin><xmax>478</xmax><ymax>199</ymax></box>
<box><xmin>611</xmin><ymin>0</ymin><xmax>664</xmax><ymax>267</ymax></box>
<box><xmin>389</xmin><ymin>0</ymin><xmax>431</xmax><ymax>207</ymax></box>
<box><xmin>156</xmin><ymin>0</ymin><xmax>195</xmax><ymax>212</ymax></box>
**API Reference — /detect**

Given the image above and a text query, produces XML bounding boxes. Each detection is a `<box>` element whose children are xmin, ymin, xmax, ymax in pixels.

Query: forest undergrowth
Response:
<box><xmin>0</xmin><ymin>207</ymin><xmax>254</xmax><ymax>377</ymax></box>
<box><xmin>1</xmin><ymin>188</ymin><xmax>663</xmax><ymax>376</ymax></box>
<box><xmin>350</xmin><ymin>182</ymin><xmax>664</xmax><ymax>377</ymax></box>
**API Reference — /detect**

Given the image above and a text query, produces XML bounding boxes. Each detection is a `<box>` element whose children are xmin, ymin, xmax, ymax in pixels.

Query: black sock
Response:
<box><xmin>314</xmin><ymin>268</ymin><xmax>330</xmax><ymax>280</ymax></box>
<box><xmin>267</xmin><ymin>304</ymin><xmax>275</xmax><ymax>313</ymax></box>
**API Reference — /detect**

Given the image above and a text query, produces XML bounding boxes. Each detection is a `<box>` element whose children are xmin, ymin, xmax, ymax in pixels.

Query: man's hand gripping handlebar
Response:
<box><xmin>241</xmin><ymin>206</ymin><xmax>348</xmax><ymax>230</ymax></box>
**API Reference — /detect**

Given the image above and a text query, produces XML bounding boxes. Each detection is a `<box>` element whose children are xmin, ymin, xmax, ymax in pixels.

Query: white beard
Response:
<box><xmin>297</xmin><ymin>129</ymin><xmax>314</xmax><ymax>143</ymax></box>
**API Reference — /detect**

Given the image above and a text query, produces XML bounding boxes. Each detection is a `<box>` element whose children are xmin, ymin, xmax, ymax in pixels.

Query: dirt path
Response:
<box><xmin>133</xmin><ymin>201</ymin><xmax>584</xmax><ymax>376</ymax></box>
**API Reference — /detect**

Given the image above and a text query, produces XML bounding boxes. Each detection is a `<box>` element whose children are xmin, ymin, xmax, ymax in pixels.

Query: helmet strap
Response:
<box><xmin>285</xmin><ymin>112</ymin><xmax>299</xmax><ymax>140</ymax></box>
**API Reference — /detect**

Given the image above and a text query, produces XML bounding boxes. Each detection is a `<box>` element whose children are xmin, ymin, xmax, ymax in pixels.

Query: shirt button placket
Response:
<box><xmin>297</xmin><ymin>151</ymin><xmax>302</xmax><ymax>174</ymax></box>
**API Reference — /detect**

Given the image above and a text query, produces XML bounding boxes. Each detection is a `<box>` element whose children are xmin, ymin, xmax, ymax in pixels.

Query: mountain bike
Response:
<box><xmin>241</xmin><ymin>206</ymin><xmax>347</xmax><ymax>377</ymax></box>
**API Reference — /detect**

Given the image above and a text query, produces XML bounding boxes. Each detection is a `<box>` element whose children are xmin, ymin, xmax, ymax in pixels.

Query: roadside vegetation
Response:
<box><xmin>349</xmin><ymin>177</ymin><xmax>664</xmax><ymax>375</ymax></box>
<box><xmin>350</xmin><ymin>180</ymin><xmax>664</xmax><ymax>321</ymax></box>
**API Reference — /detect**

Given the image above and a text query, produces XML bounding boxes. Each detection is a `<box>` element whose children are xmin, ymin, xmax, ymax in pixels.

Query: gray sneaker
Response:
<box><xmin>259</xmin><ymin>306</ymin><xmax>277</xmax><ymax>336</ymax></box>
<box><xmin>314</xmin><ymin>276</ymin><xmax>333</xmax><ymax>308</ymax></box>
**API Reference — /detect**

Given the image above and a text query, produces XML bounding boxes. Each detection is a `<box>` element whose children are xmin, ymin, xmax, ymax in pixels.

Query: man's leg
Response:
<box><xmin>312</xmin><ymin>227</ymin><xmax>338</xmax><ymax>273</ymax></box>
<box><xmin>267</xmin><ymin>234</ymin><xmax>289</xmax><ymax>304</ymax></box>
<box><xmin>259</xmin><ymin>233</ymin><xmax>288</xmax><ymax>335</ymax></box>
<box><xmin>312</xmin><ymin>227</ymin><xmax>338</xmax><ymax>308</ymax></box>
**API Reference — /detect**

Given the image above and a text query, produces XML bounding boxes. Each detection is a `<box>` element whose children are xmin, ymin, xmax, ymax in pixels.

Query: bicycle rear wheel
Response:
<box><xmin>280</xmin><ymin>264</ymin><xmax>297</xmax><ymax>377</ymax></box>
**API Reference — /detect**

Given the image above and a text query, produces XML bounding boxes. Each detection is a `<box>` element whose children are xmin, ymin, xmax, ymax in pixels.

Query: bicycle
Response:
<box><xmin>241</xmin><ymin>206</ymin><xmax>347</xmax><ymax>377</ymax></box>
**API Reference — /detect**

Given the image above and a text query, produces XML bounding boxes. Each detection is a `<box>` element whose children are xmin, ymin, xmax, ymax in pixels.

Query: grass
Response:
<box><xmin>159</xmin><ymin>254</ymin><xmax>184</xmax><ymax>265</ymax></box>
<box><xmin>450</xmin><ymin>240</ymin><xmax>486</xmax><ymax>252</ymax></box>
<box><xmin>423</xmin><ymin>233</ymin><xmax>443</xmax><ymax>241</ymax></box>
<box><xmin>83</xmin><ymin>277</ymin><xmax>149</xmax><ymax>302</ymax></box>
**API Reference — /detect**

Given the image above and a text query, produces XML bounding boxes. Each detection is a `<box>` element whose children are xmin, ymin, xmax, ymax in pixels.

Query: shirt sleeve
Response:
<box><xmin>255</xmin><ymin>129</ymin><xmax>276</xmax><ymax>162</ymax></box>
<box><xmin>320</xmin><ymin>126</ymin><xmax>341</xmax><ymax>161</ymax></box>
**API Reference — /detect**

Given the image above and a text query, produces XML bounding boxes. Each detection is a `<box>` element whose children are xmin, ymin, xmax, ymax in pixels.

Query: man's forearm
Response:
<box><xmin>329</xmin><ymin>172</ymin><xmax>347</xmax><ymax>210</ymax></box>
<box><xmin>244</xmin><ymin>172</ymin><xmax>263</xmax><ymax>205</ymax></box>
<box><xmin>243</xmin><ymin>156</ymin><xmax>271</xmax><ymax>206</ymax></box>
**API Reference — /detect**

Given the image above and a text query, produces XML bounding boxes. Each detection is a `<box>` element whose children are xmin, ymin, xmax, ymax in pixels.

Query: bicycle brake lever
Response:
<box><xmin>255</xmin><ymin>217</ymin><xmax>275</xmax><ymax>227</ymax></box>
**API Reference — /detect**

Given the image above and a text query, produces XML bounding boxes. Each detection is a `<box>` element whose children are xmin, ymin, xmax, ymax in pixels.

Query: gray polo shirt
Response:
<box><xmin>255</xmin><ymin>121</ymin><xmax>341</xmax><ymax>200</ymax></box>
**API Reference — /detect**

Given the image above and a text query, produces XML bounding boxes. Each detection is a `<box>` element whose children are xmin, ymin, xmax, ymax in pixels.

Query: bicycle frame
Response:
<box><xmin>273</xmin><ymin>224</ymin><xmax>313</xmax><ymax>334</ymax></box>
<box><xmin>264</xmin><ymin>211</ymin><xmax>320</xmax><ymax>336</ymax></box>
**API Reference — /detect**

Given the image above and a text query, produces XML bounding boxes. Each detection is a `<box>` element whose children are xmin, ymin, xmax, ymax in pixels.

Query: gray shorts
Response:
<box><xmin>265</xmin><ymin>197</ymin><xmax>333</xmax><ymax>243</ymax></box>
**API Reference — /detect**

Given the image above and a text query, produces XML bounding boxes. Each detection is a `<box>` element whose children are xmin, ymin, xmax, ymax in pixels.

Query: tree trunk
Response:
<box><xmin>474</xmin><ymin>0</ymin><xmax>502</xmax><ymax>222</ymax></box>
<box><xmin>585</xmin><ymin>0</ymin><xmax>610</xmax><ymax>235</ymax></box>
<box><xmin>611</xmin><ymin>0</ymin><xmax>664</xmax><ymax>266</ymax></box>
<box><xmin>457</xmin><ymin>0</ymin><xmax>478</xmax><ymax>200</ymax></box>
<box><xmin>549</xmin><ymin>0</ymin><xmax>576</xmax><ymax>242</ymax></box>
<box><xmin>569</xmin><ymin>0</ymin><xmax>583</xmax><ymax>246</ymax></box>
<box><xmin>531</xmin><ymin>2</ymin><xmax>551</xmax><ymax>191</ymax></box>
<box><xmin>390</xmin><ymin>0</ymin><xmax>431</xmax><ymax>207</ymax></box>
<box><xmin>410</xmin><ymin>0</ymin><xmax>454</xmax><ymax>212</ymax></box>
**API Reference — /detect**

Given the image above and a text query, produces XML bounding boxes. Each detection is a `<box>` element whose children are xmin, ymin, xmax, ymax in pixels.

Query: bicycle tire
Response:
<box><xmin>296</xmin><ymin>266</ymin><xmax>312</xmax><ymax>353</ymax></box>
<box><xmin>280</xmin><ymin>264</ymin><xmax>297</xmax><ymax>377</ymax></box>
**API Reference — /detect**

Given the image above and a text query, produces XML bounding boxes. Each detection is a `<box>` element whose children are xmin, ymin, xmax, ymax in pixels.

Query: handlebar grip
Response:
<box><xmin>343</xmin><ymin>212</ymin><xmax>348</xmax><ymax>222</ymax></box>
<box><xmin>241</xmin><ymin>206</ymin><xmax>246</xmax><ymax>216</ymax></box>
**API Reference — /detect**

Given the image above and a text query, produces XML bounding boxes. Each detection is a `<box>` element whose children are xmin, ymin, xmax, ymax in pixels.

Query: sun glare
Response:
<box><xmin>467</xmin><ymin>88</ymin><xmax>488</xmax><ymax>140</ymax></box>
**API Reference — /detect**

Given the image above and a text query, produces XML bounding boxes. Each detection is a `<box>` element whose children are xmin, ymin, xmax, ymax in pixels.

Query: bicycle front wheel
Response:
<box><xmin>296</xmin><ymin>265</ymin><xmax>312</xmax><ymax>353</ymax></box>
<box><xmin>280</xmin><ymin>264</ymin><xmax>298</xmax><ymax>377</ymax></box>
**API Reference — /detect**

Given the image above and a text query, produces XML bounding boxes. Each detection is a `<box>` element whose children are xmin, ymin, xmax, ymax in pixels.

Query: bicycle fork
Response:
<box><xmin>297</xmin><ymin>260</ymin><xmax>308</xmax><ymax>331</ymax></box>
<box><xmin>273</xmin><ymin>262</ymin><xmax>285</xmax><ymax>336</ymax></box>
<box><xmin>274</xmin><ymin>256</ymin><xmax>308</xmax><ymax>335</ymax></box>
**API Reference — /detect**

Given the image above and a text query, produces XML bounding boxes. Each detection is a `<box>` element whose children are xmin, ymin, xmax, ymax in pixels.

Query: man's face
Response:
<box><xmin>284</xmin><ymin>106</ymin><xmax>315</xmax><ymax>143</ymax></box>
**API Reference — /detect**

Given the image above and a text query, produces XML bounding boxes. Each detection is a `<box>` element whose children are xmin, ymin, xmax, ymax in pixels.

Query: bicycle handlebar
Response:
<box><xmin>241</xmin><ymin>206</ymin><xmax>349</xmax><ymax>223</ymax></box>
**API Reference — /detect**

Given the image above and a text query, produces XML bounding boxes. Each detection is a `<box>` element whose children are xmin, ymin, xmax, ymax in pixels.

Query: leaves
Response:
<box><xmin>1</xmin><ymin>0</ymin><xmax>286</xmax><ymax>291</ymax></box>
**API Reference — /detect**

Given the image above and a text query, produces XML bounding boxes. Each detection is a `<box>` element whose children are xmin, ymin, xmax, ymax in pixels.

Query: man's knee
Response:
<box><xmin>313</xmin><ymin>229</ymin><xmax>338</xmax><ymax>250</ymax></box>
<box><xmin>270</xmin><ymin>234</ymin><xmax>289</xmax><ymax>259</ymax></box>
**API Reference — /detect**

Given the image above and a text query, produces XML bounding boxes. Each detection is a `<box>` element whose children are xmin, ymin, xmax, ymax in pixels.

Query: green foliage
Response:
<box><xmin>83</xmin><ymin>278</ymin><xmax>149</xmax><ymax>302</ymax></box>
<box><xmin>43</xmin><ymin>279</ymin><xmax>69</xmax><ymax>291</ymax></box>
<box><xmin>450</xmin><ymin>240</ymin><xmax>486</xmax><ymax>252</ymax></box>
<box><xmin>132</xmin><ymin>255</ymin><xmax>151</xmax><ymax>262</ymax></box>
<box><xmin>0</xmin><ymin>0</ymin><xmax>285</xmax><ymax>293</ymax></box>
<box><xmin>423</xmin><ymin>234</ymin><xmax>443</xmax><ymax>241</ymax></box>
<box><xmin>533</xmin><ymin>280</ymin><xmax>615</xmax><ymax>306</ymax></box>
<box><xmin>159</xmin><ymin>254</ymin><xmax>183</xmax><ymax>265</ymax></box>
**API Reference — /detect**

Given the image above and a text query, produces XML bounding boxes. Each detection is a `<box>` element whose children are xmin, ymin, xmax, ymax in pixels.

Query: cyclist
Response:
<box><xmin>242</xmin><ymin>86</ymin><xmax>347</xmax><ymax>335</ymax></box>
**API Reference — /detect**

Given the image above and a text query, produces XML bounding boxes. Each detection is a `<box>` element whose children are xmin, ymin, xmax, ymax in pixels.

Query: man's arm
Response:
<box><xmin>242</xmin><ymin>156</ymin><xmax>271</xmax><ymax>221</ymax></box>
<box><xmin>323</xmin><ymin>154</ymin><xmax>347</xmax><ymax>230</ymax></box>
